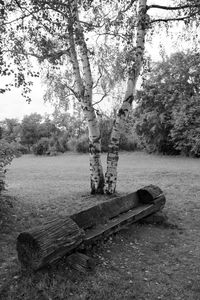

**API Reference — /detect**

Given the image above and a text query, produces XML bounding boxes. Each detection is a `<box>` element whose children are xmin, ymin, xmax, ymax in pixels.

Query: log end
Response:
<box><xmin>16</xmin><ymin>232</ymin><xmax>42</xmax><ymax>269</ymax></box>
<box><xmin>137</xmin><ymin>185</ymin><xmax>166</xmax><ymax>205</ymax></box>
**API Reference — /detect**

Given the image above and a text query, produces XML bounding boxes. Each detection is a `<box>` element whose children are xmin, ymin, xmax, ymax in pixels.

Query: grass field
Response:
<box><xmin>0</xmin><ymin>151</ymin><xmax>200</xmax><ymax>299</ymax></box>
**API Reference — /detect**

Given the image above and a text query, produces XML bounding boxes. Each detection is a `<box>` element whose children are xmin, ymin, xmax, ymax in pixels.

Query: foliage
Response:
<box><xmin>20</xmin><ymin>113</ymin><xmax>43</xmax><ymax>150</ymax></box>
<box><xmin>67</xmin><ymin>137</ymin><xmax>79</xmax><ymax>152</ymax></box>
<box><xmin>134</xmin><ymin>51</ymin><xmax>200</xmax><ymax>156</ymax></box>
<box><xmin>0</xmin><ymin>139</ymin><xmax>21</xmax><ymax>193</ymax></box>
<box><xmin>99</xmin><ymin>116</ymin><xmax>138</xmax><ymax>152</ymax></box>
<box><xmin>170</xmin><ymin>96</ymin><xmax>200</xmax><ymax>157</ymax></box>
<box><xmin>53</xmin><ymin>110</ymin><xmax>87</xmax><ymax>139</ymax></box>
<box><xmin>75</xmin><ymin>134</ymin><xmax>89</xmax><ymax>153</ymax></box>
<box><xmin>0</xmin><ymin>118</ymin><xmax>21</xmax><ymax>143</ymax></box>
<box><xmin>119</xmin><ymin>134</ymin><xmax>138</xmax><ymax>151</ymax></box>
<box><xmin>32</xmin><ymin>137</ymin><xmax>50</xmax><ymax>156</ymax></box>
<box><xmin>67</xmin><ymin>135</ymin><xmax>89</xmax><ymax>153</ymax></box>
<box><xmin>57</xmin><ymin>133</ymin><xmax>70</xmax><ymax>152</ymax></box>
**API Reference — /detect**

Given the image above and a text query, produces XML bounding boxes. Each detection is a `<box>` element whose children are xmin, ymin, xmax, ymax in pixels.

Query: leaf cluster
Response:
<box><xmin>134</xmin><ymin>51</ymin><xmax>200</xmax><ymax>156</ymax></box>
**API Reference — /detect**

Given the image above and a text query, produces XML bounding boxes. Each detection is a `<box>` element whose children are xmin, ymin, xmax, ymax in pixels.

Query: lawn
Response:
<box><xmin>0</xmin><ymin>151</ymin><xmax>200</xmax><ymax>299</ymax></box>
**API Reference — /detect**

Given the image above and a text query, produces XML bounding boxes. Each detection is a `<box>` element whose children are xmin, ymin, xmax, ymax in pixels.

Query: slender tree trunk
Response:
<box><xmin>81</xmin><ymin>101</ymin><xmax>104</xmax><ymax>194</ymax></box>
<box><xmin>105</xmin><ymin>0</ymin><xmax>148</xmax><ymax>194</ymax></box>
<box><xmin>68</xmin><ymin>1</ymin><xmax>104</xmax><ymax>194</ymax></box>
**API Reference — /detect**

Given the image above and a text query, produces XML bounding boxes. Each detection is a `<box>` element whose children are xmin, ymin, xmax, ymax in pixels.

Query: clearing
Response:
<box><xmin>0</xmin><ymin>151</ymin><xmax>200</xmax><ymax>299</ymax></box>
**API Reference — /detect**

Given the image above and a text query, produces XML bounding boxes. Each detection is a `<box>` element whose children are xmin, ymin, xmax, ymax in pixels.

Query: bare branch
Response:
<box><xmin>92</xmin><ymin>67</ymin><xmax>103</xmax><ymax>89</ymax></box>
<box><xmin>65</xmin><ymin>83</ymin><xmax>79</xmax><ymax>99</ymax></box>
<box><xmin>93</xmin><ymin>93</ymin><xmax>107</xmax><ymax>106</ymax></box>
<box><xmin>147</xmin><ymin>3</ymin><xmax>200</xmax><ymax>11</ymax></box>
<box><xmin>150</xmin><ymin>11</ymin><xmax>199</xmax><ymax>24</ymax></box>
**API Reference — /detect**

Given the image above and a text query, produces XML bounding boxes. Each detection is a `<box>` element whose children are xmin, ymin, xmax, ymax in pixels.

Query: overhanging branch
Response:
<box><xmin>147</xmin><ymin>3</ymin><xmax>200</xmax><ymax>11</ymax></box>
<box><xmin>150</xmin><ymin>11</ymin><xmax>198</xmax><ymax>24</ymax></box>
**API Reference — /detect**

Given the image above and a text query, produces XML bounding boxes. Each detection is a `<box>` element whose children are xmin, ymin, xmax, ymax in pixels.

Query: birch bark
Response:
<box><xmin>68</xmin><ymin>1</ymin><xmax>104</xmax><ymax>194</ymax></box>
<box><xmin>105</xmin><ymin>0</ymin><xmax>148</xmax><ymax>194</ymax></box>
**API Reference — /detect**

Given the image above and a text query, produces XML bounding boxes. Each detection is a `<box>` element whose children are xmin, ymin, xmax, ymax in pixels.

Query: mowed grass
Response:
<box><xmin>0</xmin><ymin>151</ymin><xmax>200</xmax><ymax>299</ymax></box>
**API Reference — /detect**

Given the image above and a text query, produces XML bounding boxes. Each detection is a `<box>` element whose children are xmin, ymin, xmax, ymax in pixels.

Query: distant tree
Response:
<box><xmin>170</xmin><ymin>95</ymin><xmax>200</xmax><ymax>157</ymax></box>
<box><xmin>38</xmin><ymin>117</ymin><xmax>59</xmax><ymax>139</ymax></box>
<box><xmin>134</xmin><ymin>51</ymin><xmax>200</xmax><ymax>156</ymax></box>
<box><xmin>53</xmin><ymin>110</ymin><xmax>87</xmax><ymax>139</ymax></box>
<box><xmin>0</xmin><ymin>118</ymin><xmax>21</xmax><ymax>143</ymax></box>
<box><xmin>20</xmin><ymin>113</ymin><xmax>42</xmax><ymax>150</ymax></box>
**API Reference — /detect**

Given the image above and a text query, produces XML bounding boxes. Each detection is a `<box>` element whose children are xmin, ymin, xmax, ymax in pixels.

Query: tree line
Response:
<box><xmin>1</xmin><ymin>50</ymin><xmax>199</xmax><ymax>160</ymax></box>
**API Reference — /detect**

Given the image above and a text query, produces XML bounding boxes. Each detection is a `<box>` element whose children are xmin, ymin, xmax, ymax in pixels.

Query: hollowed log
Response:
<box><xmin>17</xmin><ymin>217</ymin><xmax>85</xmax><ymax>270</ymax></box>
<box><xmin>16</xmin><ymin>185</ymin><xmax>166</xmax><ymax>270</ymax></box>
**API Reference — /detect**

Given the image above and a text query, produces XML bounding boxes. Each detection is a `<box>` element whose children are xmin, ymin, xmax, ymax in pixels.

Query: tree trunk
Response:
<box><xmin>105</xmin><ymin>0</ymin><xmax>148</xmax><ymax>194</ymax></box>
<box><xmin>68</xmin><ymin>1</ymin><xmax>104</xmax><ymax>194</ymax></box>
<box><xmin>81</xmin><ymin>101</ymin><xmax>104</xmax><ymax>194</ymax></box>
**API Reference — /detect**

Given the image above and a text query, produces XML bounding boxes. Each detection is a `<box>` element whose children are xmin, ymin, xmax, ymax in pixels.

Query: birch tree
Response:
<box><xmin>104</xmin><ymin>0</ymin><xmax>148</xmax><ymax>194</ymax></box>
<box><xmin>66</xmin><ymin>1</ymin><xmax>104</xmax><ymax>194</ymax></box>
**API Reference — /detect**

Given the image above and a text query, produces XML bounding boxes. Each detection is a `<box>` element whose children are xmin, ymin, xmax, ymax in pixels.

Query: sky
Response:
<box><xmin>0</xmin><ymin>79</ymin><xmax>54</xmax><ymax>121</ymax></box>
<box><xmin>0</xmin><ymin>0</ymin><xmax>190</xmax><ymax>121</ymax></box>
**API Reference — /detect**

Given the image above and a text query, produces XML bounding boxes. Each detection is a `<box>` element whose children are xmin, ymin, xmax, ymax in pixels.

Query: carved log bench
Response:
<box><xmin>16</xmin><ymin>185</ymin><xmax>166</xmax><ymax>271</ymax></box>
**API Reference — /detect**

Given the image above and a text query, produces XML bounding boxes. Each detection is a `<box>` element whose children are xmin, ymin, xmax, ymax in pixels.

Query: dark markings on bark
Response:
<box><xmin>104</xmin><ymin>173</ymin><xmax>117</xmax><ymax>194</ymax></box>
<box><xmin>124</xmin><ymin>95</ymin><xmax>134</xmax><ymax>104</ymax></box>
<box><xmin>91</xmin><ymin>174</ymin><xmax>104</xmax><ymax>195</ymax></box>
<box><xmin>117</xmin><ymin>108</ymin><xmax>129</xmax><ymax>117</ymax></box>
<box><xmin>89</xmin><ymin>143</ymin><xmax>100</xmax><ymax>155</ymax></box>
<box><xmin>108</xmin><ymin>145</ymin><xmax>119</xmax><ymax>154</ymax></box>
<box><xmin>112</xmin><ymin>137</ymin><xmax>118</xmax><ymax>143</ymax></box>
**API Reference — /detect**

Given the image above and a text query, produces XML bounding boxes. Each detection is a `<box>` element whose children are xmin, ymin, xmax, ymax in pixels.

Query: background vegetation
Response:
<box><xmin>1</xmin><ymin>50</ymin><xmax>199</xmax><ymax>162</ymax></box>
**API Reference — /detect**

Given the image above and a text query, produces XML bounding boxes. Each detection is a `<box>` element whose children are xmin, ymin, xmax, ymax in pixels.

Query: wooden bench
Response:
<box><xmin>16</xmin><ymin>185</ymin><xmax>166</xmax><ymax>271</ymax></box>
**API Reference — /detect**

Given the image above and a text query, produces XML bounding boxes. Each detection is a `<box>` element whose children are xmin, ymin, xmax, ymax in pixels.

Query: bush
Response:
<box><xmin>10</xmin><ymin>142</ymin><xmax>29</xmax><ymax>154</ymax></box>
<box><xmin>58</xmin><ymin>133</ymin><xmax>70</xmax><ymax>152</ymax></box>
<box><xmin>0</xmin><ymin>139</ymin><xmax>20</xmax><ymax>193</ymax></box>
<box><xmin>67</xmin><ymin>137</ymin><xmax>78</xmax><ymax>152</ymax></box>
<box><xmin>76</xmin><ymin>135</ymin><xmax>89</xmax><ymax>153</ymax></box>
<box><xmin>32</xmin><ymin>137</ymin><xmax>50</xmax><ymax>155</ymax></box>
<box><xmin>119</xmin><ymin>134</ymin><xmax>138</xmax><ymax>151</ymax></box>
<box><xmin>170</xmin><ymin>96</ymin><xmax>200</xmax><ymax>157</ymax></box>
<box><xmin>67</xmin><ymin>135</ymin><xmax>89</xmax><ymax>153</ymax></box>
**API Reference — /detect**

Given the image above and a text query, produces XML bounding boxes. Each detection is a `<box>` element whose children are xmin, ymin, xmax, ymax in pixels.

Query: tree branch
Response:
<box><xmin>147</xmin><ymin>3</ymin><xmax>200</xmax><ymax>11</ymax></box>
<box><xmin>93</xmin><ymin>93</ymin><xmax>107</xmax><ymax>106</ymax></box>
<box><xmin>150</xmin><ymin>11</ymin><xmax>198</xmax><ymax>24</ymax></box>
<box><xmin>92</xmin><ymin>67</ymin><xmax>103</xmax><ymax>89</ymax></box>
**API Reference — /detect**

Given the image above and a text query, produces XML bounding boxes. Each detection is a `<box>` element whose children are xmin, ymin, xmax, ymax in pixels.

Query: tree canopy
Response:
<box><xmin>134</xmin><ymin>51</ymin><xmax>200</xmax><ymax>156</ymax></box>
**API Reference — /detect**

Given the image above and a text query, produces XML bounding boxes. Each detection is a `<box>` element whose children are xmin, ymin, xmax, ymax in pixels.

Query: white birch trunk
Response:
<box><xmin>105</xmin><ymin>0</ymin><xmax>148</xmax><ymax>194</ymax></box>
<box><xmin>68</xmin><ymin>1</ymin><xmax>104</xmax><ymax>194</ymax></box>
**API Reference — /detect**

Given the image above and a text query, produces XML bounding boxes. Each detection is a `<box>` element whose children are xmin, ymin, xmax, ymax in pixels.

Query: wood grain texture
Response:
<box><xmin>16</xmin><ymin>185</ymin><xmax>166</xmax><ymax>270</ymax></box>
<box><xmin>17</xmin><ymin>217</ymin><xmax>85</xmax><ymax>270</ymax></box>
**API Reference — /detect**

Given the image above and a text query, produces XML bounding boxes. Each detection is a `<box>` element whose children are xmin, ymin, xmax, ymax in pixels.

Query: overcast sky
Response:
<box><xmin>0</xmin><ymin>78</ymin><xmax>54</xmax><ymax>120</ymax></box>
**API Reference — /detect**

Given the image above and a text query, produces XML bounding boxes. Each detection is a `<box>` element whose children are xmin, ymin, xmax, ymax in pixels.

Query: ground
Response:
<box><xmin>0</xmin><ymin>151</ymin><xmax>200</xmax><ymax>300</ymax></box>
